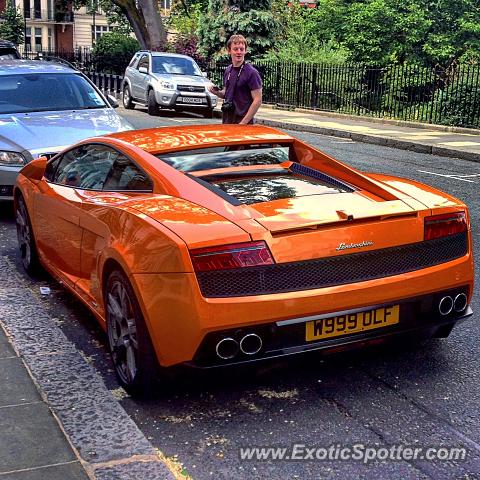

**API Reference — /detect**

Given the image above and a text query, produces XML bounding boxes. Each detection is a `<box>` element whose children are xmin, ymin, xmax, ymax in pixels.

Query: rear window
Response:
<box><xmin>156</xmin><ymin>145</ymin><xmax>291</xmax><ymax>172</ymax></box>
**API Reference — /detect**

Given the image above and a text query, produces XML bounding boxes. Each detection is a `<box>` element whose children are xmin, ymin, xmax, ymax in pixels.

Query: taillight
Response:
<box><xmin>424</xmin><ymin>212</ymin><xmax>467</xmax><ymax>240</ymax></box>
<box><xmin>190</xmin><ymin>241</ymin><xmax>274</xmax><ymax>272</ymax></box>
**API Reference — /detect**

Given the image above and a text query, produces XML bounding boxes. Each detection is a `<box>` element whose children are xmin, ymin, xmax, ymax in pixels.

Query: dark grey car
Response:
<box><xmin>0</xmin><ymin>40</ymin><xmax>21</xmax><ymax>60</ymax></box>
<box><xmin>122</xmin><ymin>51</ymin><xmax>218</xmax><ymax>118</ymax></box>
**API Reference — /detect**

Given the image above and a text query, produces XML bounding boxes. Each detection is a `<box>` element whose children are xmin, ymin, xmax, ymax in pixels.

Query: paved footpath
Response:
<box><xmin>0</xmin><ymin>256</ymin><xmax>175</xmax><ymax>480</ymax></box>
<box><xmin>0</xmin><ymin>108</ymin><xmax>478</xmax><ymax>480</ymax></box>
<box><xmin>254</xmin><ymin>106</ymin><xmax>480</xmax><ymax>162</ymax></box>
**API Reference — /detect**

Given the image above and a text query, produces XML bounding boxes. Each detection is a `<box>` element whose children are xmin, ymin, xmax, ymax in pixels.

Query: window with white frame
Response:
<box><xmin>160</xmin><ymin>0</ymin><xmax>171</xmax><ymax>11</ymax></box>
<box><xmin>91</xmin><ymin>24</ymin><xmax>112</xmax><ymax>42</ymax></box>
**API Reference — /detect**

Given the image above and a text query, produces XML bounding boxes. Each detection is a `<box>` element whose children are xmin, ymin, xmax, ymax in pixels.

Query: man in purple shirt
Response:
<box><xmin>208</xmin><ymin>34</ymin><xmax>262</xmax><ymax>124</ymax></box>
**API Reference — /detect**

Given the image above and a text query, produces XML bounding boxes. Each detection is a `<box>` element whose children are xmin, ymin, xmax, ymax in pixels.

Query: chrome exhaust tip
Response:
<box><xmin>215</xmin><ymin>337</ymin><xmax>239</xmax><ymax>360</ymax></box>
<box><xmin>239</xmin><ymin>333</ymin><xmax>263</xmax><ymax>355</ymax></box>
<box><xmin>454</xmin><ymin>293</ymin><xmax>468</xmax><ymax>312</ymax></box>
<box><xmin>439</xmin><ymin>296</ymin><xmax>454</xmax><ymax>316</ymax></box>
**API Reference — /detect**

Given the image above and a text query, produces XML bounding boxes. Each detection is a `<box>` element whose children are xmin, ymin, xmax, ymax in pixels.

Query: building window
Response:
<box><xmin>91</xmin><ymin>25</ymin><xmax>111</xmax><ymax>42</ymax></box>
<box><xmin>23</xmin><ymin>0</ymin><xmax>31</xmax><ymax>18</ymax></box>
<box><xmin>25</xmin><ymin>27</ymin><xmax>32</xmax><ymax>50</ymax></box>
<box><xmin>160</xmin><ymin>0</ymin><xmax>171</xmax><ymax>12</ymax></box>
<box><xmin>48</xmin><ymin>28</ymin><xmax>52</xmax><ymax>51</ymax></box>
<box><xmin>34</xmin><ymin>28</ymin><xmax>42</xmax><ymax>51</ymax></box>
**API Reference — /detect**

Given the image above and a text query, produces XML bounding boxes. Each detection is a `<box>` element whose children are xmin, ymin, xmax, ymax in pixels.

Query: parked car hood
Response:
<box><xmin>151</xmin><ymin>73</ymin><xmax>209</xmax><ymax>85</ymax></box>
<box><xmin>0</xmin><ymin>109</ymin><xmax>132</xmax><ymax>157</ymax></box>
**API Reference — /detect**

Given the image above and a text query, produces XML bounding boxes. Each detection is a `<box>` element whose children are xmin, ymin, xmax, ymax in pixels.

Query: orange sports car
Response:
<box><xmin>14</xmin><ymin>124</ymin><xmax>474</xmax><ymax>394</ymax></box>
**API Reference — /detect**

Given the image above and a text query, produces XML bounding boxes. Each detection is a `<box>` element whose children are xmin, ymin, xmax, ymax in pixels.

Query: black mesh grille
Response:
<box><xmin>177</xmin><ymin>85</ymin><xmax>205</xmax><ymax>93</ymax></box>
<box><xmin>196</xmin><ymin>233</ymin><xmax>468</xmax><ymax>298</ymax></box>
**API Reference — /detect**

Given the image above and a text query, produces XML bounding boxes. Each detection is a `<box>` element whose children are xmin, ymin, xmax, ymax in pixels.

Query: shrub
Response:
<box><xmin>91</xmin><ymin>32</ymin><xmax>140</xmax><ymax>74</ymax></box>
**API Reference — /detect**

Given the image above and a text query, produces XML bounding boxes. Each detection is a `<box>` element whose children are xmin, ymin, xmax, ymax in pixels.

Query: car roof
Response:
<box><xmin>0</xmin><ymin>39</ymin><xmax>17</xmax><ymax>48</ymax></box>
<box><xmin>103</xmin><ymin>124</ymin><xmax>295</xmax><ymax>154</ymax></box>
<box><xmin>147</xmin><ymin>51</ymin><xmax>196</xmax><ymax>60</ymax></box>
<box><xmin>0</xmin><ymin>59</ymin><xmax>76</xmax><ymax>75</ymax></box>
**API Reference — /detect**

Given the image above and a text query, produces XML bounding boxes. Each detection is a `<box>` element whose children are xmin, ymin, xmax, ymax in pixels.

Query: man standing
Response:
<box><xmin>208</xmin><ymin>34</ymin><xmax>262</xmax><ymax>124</ymax></box>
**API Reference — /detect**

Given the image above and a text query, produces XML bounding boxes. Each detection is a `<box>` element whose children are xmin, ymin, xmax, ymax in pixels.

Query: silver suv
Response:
<box><xmin>0</xmin><ymin>60</ymin><xmax>132</xmax><ymax>200</ymax></box>
<box><xmin>122</xmin><ymin>51</ymin><xmax>217</xmax><ymax>118</ymax></box>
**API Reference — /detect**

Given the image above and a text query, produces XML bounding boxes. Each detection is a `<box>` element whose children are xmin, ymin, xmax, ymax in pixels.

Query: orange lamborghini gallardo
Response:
<box><xmin>14</xmin><ymin>125</ymin><xmax>474</xmax><ymax>394</ymax></box>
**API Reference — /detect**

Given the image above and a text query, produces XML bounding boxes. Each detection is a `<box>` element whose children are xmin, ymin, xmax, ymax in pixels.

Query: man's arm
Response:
<box><xmin>239</xmin><ymin>88</ymin><xmax>262</xmax><ymax>124</ymax></box>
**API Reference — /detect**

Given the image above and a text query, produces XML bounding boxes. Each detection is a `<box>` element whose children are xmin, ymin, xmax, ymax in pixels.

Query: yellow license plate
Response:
<box><xmin>305</xmin><ymin>305</ymin><xmax>400</xmax><ymax>341</ymax></box>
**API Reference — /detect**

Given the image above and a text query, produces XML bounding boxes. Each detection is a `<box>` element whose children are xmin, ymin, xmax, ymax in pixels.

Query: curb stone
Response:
<box><xmin>0</xmin><ymin>256</ymin><xmax>176</xmax><ymax>480</ymax></box>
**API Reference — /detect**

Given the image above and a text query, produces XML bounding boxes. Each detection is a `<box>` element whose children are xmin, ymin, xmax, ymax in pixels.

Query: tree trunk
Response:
<box><xmin>111</xmin><ymin>0</ymin><xmax>166</xmax><ymax>50</ymax></box>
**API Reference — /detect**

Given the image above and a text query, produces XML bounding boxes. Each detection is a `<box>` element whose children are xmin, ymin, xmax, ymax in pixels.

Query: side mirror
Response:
<box><xmin>201</xmin><ymin>71</ymin><xmax>208</xmax><ymax>77</ymax></box>
<box><xmin>138</xmin><ymin>66</ymin><xmax>148</xmax><ymax>74</ymax></box>
<box><xmin>20</xmin><ymin>156</ymin><xmax>48</xmax><ymax>182</ymax></box>
<box><xmin>107</xmin><ymin>94</ymin><xmax>119</xmax><ymax>108</ymax></box>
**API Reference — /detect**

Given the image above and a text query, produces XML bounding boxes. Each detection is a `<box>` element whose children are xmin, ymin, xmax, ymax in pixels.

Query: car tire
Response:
<box><xmin>15</xmin><ymin>195</ymin><xmax>40</xmax><ymax>274</ymax></box>
<box><xmin>147</xmin><ymin>90</ymin><xmax>160</xmax><ymax>116</ymax></box>
<box><xmin>105</xmin><ymin>269</ymin><xmax>161</xmax><ymax>396</ymax></box>
<box><xmin>123</xmin><ymin>85</ymin><xmax>134</xmax><ymax>110</ymax></box>
<box><xmin>203</xmin><ymin>108</ymin><xmax>214</xmax><ymax>119</ymax></box>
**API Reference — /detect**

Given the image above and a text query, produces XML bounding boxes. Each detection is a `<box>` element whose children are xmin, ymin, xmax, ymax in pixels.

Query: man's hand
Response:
<box><xmin>208</xmin><ymin>85</ymin><xmax>225</xmax><ymax>98</ymax></box>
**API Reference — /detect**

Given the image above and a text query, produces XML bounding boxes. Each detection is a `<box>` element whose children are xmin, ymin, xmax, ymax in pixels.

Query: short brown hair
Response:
<box><xmin>227</xmin><ymin>34</ymin><xmax>248</xmax><ymax>50</ymax></box>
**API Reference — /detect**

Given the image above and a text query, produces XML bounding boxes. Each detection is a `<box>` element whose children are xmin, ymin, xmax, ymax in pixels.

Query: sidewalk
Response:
<box><xmin>0</xmin><ymin>325</ymin><xmax>89</xmax><ymax>479</ymax></box>
<box><xmin>0</xmin><ymin>257</ymin><xmax>175</xmax><ymax>480</ymax></box>
<box><xmin>247</xmin><ymin>105</ymin><xmax>480</xmax><ymax>162</ymax></box>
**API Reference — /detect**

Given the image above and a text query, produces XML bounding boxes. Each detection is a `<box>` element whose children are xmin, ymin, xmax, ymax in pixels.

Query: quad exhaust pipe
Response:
<box><xmin>216</xmin><ymin>333</ymin><xmax>263</xmax><ymax>360</ymax></box>
<box><xmin>438</xmin><ymin>293</ymin><xmax>468</xmax><ymax>316</ymax></box>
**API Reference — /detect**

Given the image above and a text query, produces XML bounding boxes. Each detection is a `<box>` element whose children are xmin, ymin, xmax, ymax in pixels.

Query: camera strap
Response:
<box><xmin>225</xmin><ymin>62</ymin><xmax>245</xmax><ymax>100</ymax></box>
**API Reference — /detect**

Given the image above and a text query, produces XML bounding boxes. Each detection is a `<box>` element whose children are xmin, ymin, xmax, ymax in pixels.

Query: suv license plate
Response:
<box><xmin>178</xmin><ymin>97</ymin><xmax>204</xmax><ymax>104</ymax></box>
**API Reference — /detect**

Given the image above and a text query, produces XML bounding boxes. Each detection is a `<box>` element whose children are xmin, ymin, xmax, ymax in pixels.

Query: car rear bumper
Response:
<box><xmin>132</xmin><ymin>255</ymin><xmax>474</xmax><ymax>367</ymax></box>
<box><xmin>189</xmin><ymin>291</ymin><xmax>473</xmax><ymax>368</ymax></box>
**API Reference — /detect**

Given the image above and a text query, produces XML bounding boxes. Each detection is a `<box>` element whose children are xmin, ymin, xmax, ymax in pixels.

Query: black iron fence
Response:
<box><xmin>16</xmin><ymin>48</ymin><xmax>480</xmax><ymax>128</ymax></box>
<box><xmin>206</xmin><ymin>61</ymin><xmax>480</xmax><ymax>128</ymax></box>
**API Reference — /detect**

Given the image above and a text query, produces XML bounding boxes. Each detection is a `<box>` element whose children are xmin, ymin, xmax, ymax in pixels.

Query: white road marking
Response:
<box><xmin>418</xmin><ymin>170</ymin><xmax>479</xmax><ymax>183</ymax></box>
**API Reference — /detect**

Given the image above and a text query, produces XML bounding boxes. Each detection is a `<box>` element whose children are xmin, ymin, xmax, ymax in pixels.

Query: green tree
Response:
<box><xmin>263</xmin><ymin>0</ymin><xmax>347</xmax><ymax>63</ymax></box>
<box><xmin>0</xmin><ymin>3</ymin><xmax>25</xmax><ymax>45</ymax></box>
<box><xmin>197</xmin><ymin>0</ymin><xmax>277</xmax><ymax>60</ymax></box>
<box><xmin>91</xmin><ymin>31</ymin><xmax>139</xmax><ymax>73</ymax></box>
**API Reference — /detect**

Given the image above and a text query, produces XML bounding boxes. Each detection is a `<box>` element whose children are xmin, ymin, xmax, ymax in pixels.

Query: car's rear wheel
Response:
<box><xmin>15</xmin><ymin>195</ymin><xmax>40</xmax><ymax>274</ymax></box>
<box><xmin>147</xmin><ymin>89</ymin><xmax>160</xmax><ymax>116</ymax></box>
<box><xmin>105</xmin><ymin>269</ymin><xmax>160</xmax><ymax>396</ymax></box>
<box><xmin>123</xmin><ymin>85</ymin><xmax>134</xmax><ymax>109</ymax></box>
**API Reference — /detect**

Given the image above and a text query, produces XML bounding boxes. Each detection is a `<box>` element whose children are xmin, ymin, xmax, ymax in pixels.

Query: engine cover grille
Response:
<box><xmin>195</xmin><ymin>232</ymin><xmax>468</xmax><ymax>298</ymax></box>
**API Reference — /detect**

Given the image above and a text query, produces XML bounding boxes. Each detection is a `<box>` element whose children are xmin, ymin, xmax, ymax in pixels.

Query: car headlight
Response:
<box><xmin>159</xmin><ymin>80</ymin><xmax>175</xmax><ymax>90</ymax></box>
<box><xmin>0</xmin><ymin>151</ymin><xmax>26</xmax><ymax>166</ymax></box>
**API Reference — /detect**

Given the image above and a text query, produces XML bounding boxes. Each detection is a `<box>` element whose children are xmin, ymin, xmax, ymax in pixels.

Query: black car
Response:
<box><xmin>0</xmin><ymin>40</ymin><xmax>21</xmax><ymax>60</ymax></box>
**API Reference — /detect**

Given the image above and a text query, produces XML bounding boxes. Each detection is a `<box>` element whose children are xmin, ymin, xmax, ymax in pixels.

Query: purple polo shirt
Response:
<box><xmin>223</xmin><ymin>63</ymin><xmax>262</xmax><ymax>122</ymax></box>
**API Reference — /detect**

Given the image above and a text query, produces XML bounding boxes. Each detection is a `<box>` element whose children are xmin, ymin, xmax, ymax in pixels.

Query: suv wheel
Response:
<box><xmin>203</xmin><ymin>108</ymin><xmax>214</xmax><ymax>119</ymax></box>
<box><xmin>147</xmin><ymin>90</ymin><xmax>160</xmax><ymax>116</ymax></box>
<box><xmin>123</xmin><ymin>85</ymin><xmax>134</xmax><ymax>109</ymax></box>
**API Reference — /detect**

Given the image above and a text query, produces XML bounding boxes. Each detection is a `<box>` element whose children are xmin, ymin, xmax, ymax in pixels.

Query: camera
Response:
<box><xmin>221</xmin><ymin>100</ymin><xmax>235</xmax><ymax>113</ymax></box>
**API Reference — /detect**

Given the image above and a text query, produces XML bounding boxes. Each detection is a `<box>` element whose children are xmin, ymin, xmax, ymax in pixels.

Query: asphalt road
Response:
<box><xmin>1</xmin><ymin>107</ymin><xmax>479</xmax><ymax>479</ymax></box>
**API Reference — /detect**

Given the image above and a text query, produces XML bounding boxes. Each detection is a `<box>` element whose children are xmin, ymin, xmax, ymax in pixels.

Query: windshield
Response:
<box><xmin>0</xmin><ymin>73</ymin><xmax>108</xmax><ymax>114</ymax></box>
<box><xmin>151</xmin><ymin>56</ymin><xmax>202</xmax><ymax>76</ymax></box>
